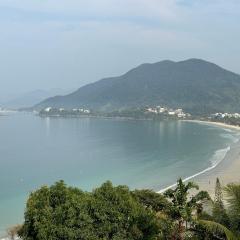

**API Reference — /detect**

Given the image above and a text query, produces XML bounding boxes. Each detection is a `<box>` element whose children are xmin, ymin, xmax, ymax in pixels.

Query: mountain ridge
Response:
<box><xmin>35</xmin><ymin>59</ymin><xmax>240</xmax><ymax>114</ymax></box>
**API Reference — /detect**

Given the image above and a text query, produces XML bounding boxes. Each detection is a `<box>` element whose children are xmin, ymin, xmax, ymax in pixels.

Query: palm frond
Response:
<box><xmin>224</xmin><ymin>184</ymin><xmax>240</xmax><ymax>213</ymax></box>
<box><xmin>198</xmin><ymin>220</ymin><xmax>238</xmax><ymax>240</ymax></box>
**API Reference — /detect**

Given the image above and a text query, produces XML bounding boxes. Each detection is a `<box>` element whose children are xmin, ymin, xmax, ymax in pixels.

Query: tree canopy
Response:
<box><xmin>18</xmin><ymin>179</ymin><xmax>240</xmax><ymax>240</ymax></box>
<box><xmin>19</xmin><ymin>181</ymin><xmax>159</xmax><ymax>240</ymax></box>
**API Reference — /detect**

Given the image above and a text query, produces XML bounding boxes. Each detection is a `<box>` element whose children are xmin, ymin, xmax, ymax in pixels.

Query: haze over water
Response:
<box><xmin>0</xmin><ymin>113</ymin><xmax>238</xmax><ymax>235</ymax></box>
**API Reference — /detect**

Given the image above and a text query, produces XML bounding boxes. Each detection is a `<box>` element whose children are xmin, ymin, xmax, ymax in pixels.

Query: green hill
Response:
<box><xmin>35</xmin><ymin>59</ymin><xmax>240</xmax><ymax>114</ymax></box>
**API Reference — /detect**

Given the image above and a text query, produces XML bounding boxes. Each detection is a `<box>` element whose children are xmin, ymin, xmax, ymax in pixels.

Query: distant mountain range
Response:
<box><xmin>1</xmin><ymin>88</ymin><xmax>72</xmax><ymax>109</ymax></box>
<box><xmin>35</xmin><ymin>59</ymin><xmax>240</xmax><ymax>114</ymax></box>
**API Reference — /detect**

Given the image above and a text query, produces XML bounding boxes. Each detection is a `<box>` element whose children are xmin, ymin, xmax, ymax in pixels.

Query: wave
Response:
<box><xmin>0</xmin><ymin>237</ymin><xmax>20</xmax><ymax>240</ymax></box>
<box><xmin>157</xmin><ymin>146</ymin><xmax>231</xmax><ymax>193</ymax></box>
<box><xmin>220</xmin><ymin>133</ymin><xmax>239</xmax><ymax>143</ymax></box>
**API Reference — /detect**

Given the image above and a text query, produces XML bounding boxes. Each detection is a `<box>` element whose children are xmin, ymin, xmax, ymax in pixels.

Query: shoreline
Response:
<box><xmin>194</xmin><ymin>141</ymin><xmax>240</xmax><ymax>197</ymax></box>
<box><xmin>1</xmin><ymin>119</ymin><xmax>240</xmax><ymax>239</ymax></box>
<box><xmin>182</xmin><ymin>119</ymin><xmax>240</xmax><ymax>131</ymax></box>
<box><xmin>158</xmin><ymin>120</ymin><xmax>240</xmax><ymax>197</ymax></box>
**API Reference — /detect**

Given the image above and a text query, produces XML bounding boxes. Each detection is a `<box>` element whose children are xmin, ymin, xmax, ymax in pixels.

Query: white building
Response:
<box><xmin>177</xmin><ymin>113</ymin><xmax>186</xmax><ymax>118</ymax></box>
<box><xmin>44</xmin><ymin>107</ymin><xmax>52</xmax><ymax>112</ymax></box>
<box><xmin>168</xmin><ymin>111</ymin><xmax>176</xmax><ymax>116</ymax></box>
<box><xmin>147</xmin><ymin>108</ymin><xmax>158</xmax><ymax>114</ymax></box>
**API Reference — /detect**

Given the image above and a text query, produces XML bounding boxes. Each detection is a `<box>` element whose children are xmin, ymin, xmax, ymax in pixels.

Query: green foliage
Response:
<box><xmin>164</xmin><ymin>179</ymin><xmax>210</xmax><ymax>222</ymax></box>
<box><xmin>19</xmin><ymin>181</ymin><xmax>159</xmax><ymax>240</ymax></box>
<box><xmin>212</xmin><ymin>178</ymin><xmax>230</xmax><ymax>227</ymax></box>
<box><xmin>18</xmin><ymin>179</ymin><xmax>240</xmax><ymax>240</ymax></box>
<box><xmin>198</xmin><ymin>220</ymin><xmax>238</xmax><ymax>240</ymax></box>
<box><xmin>132</xmin><ymin>189</ymin><xmax>169</xmax><ymax>212</ymax></box>
<box><xmin>224</xmin><ymin>183</ymin><xmax>240</xmax><ymax>235</ymax></box>
<box><xmin>36</xmin><ymin>59</ymin><xmax>240</xmax><ymax>114</ymax></box>
<box><xmin>163</xmin><ymin>179</ymin><xmax>210</xmax><ymax>239</ymax></box>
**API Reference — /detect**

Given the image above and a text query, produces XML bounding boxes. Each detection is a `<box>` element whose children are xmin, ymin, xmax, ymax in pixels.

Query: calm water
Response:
<box><xmin>0</xmin><ymin>113</ymin><xmax>238</xmax><ymax>235</ymax></box>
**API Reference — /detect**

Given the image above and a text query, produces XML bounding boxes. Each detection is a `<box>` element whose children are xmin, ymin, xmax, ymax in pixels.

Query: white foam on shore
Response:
<box><xmin>157</xmin><ymin>145</ymin><xmax>231</xmax><ymax>193</ymax></box>
<box><xmin>0</xmin><ymin>233</ymin><xmax>20</xmax><ymax>240</ymax></box>
<box><xmin>158</xmin><ymin>120</ymin><xmax>240</xmax><ymax>194</ymax></box>
<box><xmin>0</xmin><ymin>237</ymin><xmax>20</xmax><ymax>240</ymax></box>
<box><xmin>220</xmin><ymin>133</ymin><xmax>239</xmax><ymax>143</ymax></box>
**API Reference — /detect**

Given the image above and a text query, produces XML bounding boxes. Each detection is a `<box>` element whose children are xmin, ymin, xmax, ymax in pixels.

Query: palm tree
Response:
<box><xmin>198</xmin><ymin>220</ymin><xmax>237</xmax><ymax>240</ymax></box>
<box><xmin>224</xmin><ymin>183</ymin><xmax>240</xmax><ymax>236</ymax></box>
<box><xmin>164</xmin><ymin>178</ymin><xmax>210</xmax><ymax>239</ymax></box>
<box><xmin>163</xmin><ymin>179</ymin><xmax>238</xmax><ymax>240</ymax></box>
<box><xmin>193</xmin><ymin>181</ymin><xmax>240</xmax><ymax>240</ymax></box>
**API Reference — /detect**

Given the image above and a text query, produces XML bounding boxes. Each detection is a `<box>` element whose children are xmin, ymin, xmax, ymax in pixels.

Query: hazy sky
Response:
<box><xmin>1</xmin><ymin>0</ymin><xmax>240</xmax><ymax>98</ymax></box>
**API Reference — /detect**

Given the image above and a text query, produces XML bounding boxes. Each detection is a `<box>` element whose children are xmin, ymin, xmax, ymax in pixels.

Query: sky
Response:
<box><xmin>0</xmin><ymin>0</ymin><xmax>240</xmax><ymax>99</ymax></box>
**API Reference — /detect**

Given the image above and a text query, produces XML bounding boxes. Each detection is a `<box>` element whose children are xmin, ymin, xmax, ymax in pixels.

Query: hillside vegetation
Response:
<box><xmin>13</xmin><ymin>179</ymin><xmax>240</xmax><ymax>240</ymax></box>
<box><xmin>36</xmin><ymin>59</ymin><xmax>240</xmax><ymax>114</ymax></box>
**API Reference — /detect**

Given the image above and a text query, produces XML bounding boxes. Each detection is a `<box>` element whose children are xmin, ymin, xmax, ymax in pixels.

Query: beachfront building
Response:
<box><xmin>44</xmin><ymin>107</ymin><xmax>52</xmax><ymax>112</ymax></box>
<box><xmin>146</xmin><ymin>105</ymin><xmax>189</xmax><ymax>118</ymax></box>
<box><xmin>212</xmin><ymin>112</ymin><xmax>240</xmax><ymax>119</ymax></box>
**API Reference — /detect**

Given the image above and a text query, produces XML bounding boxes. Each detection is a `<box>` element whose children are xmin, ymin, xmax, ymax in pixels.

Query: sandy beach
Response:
<box><xmin>1</xmin><ymin>119</ymin><xmax>240</xmax><ymax>240</ymax></box>
<box><xmin>184</xmin><ymin>120</ymin><xmax>240</xmax><ymax>198</ymax></box>
<box><xmin>184</xmin><ymin>119</ymin><xmax>240</xmax><ymax>131</ymax></box>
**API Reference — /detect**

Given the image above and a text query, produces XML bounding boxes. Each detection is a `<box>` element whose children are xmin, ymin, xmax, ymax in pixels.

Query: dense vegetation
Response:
<box><xmin>39</xmin><ymin>107</ymin><xmax>184</xmax><ymax>121</ymax></box>
<box><xmin>35</xmin><ymin>59</ymin><xmax>240</xmax><ymax>114</ymax></box>
<box><xmin>13</xmin><ymin>178</ymin><xmax>240</xmax><ymax>240</ymax></box>
<box><xmin>210</xmin><ymin>117</ymin><xmax>240</xmax><ymax>127</ymax></box>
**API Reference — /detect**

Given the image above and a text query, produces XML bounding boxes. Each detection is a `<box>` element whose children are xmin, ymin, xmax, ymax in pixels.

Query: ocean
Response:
<box><xmin>0</xmin><ymin>113</ymin><xmax>239</xmax><ymax>236</ymax></box>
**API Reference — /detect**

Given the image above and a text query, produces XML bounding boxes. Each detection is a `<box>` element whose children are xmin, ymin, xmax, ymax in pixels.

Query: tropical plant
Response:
<box><xmin>224</xmin><ymin>183</ymin><xmax>240</xmax><ymax>236</ymax></box>
<box><xmin>18</xmin><ymin>180</ymin><xmax>159</xmax><ymax>240</ymax></box>
<box><xmin>132</xmin><ymin>189</ymin><xmax>170</xmax><ymax>212</ymax></box>
<box><xmin>163</xmin><ymin>178</ymin><xmax>210</xmax><ymax>239</ymax></box>
<box><xmin>197</xmin><ymin>220</ymin><xmax>237</xmax><ymax>240</ymax></box>
<box><xmin>17</xmin><ymin>179</ymin><xmax>240</xmax><ymax>240</ymax></box>
<box><xmin>212</xmin><ymin>178</ymin><xmax>230</xmax><ymax>227</ymax></box>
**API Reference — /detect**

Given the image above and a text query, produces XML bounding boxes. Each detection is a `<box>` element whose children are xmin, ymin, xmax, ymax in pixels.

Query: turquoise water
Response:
<box><xmin>0</xmin><ymin>113</ymin><xmax>238</xmax><ymax>235</ymax></box>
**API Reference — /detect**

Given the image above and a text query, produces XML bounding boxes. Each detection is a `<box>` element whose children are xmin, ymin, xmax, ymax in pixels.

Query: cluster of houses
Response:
<box><xmin>43</xmin><ymin>107</ymin><xmax>91</xmax><ymax>114</ymax></box>
<box><xmin>146</xmin><ymin>106</ymin><xmax>190</xmax><ymax>118</ymax></box>
<box><xmin>212</xmin><ymin>112</ymin><xmax>240</xmax><ymax>119</ymax></box>
<box><xmin>0</xmin><ymin>107</ymin><xmax>14</xmax><ymax>114</ymax></box>
<box><xmin>41</xmin><ymin>106</ymin><xmax>191</xmax><ymax>119</ymax></box>
<box><xmin>72</xmin><ymin>108</ymin><xmax>90</xmax><ymax>114</ymax></box>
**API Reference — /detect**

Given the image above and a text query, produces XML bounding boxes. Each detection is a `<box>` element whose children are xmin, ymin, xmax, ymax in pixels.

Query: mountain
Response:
<box><xmin>2</xmin><ymin>88</ymin><xmax>72</xmax><ymax>109</ymax></box>
<box><xmin>35</xmin><ymin>59</ymin><xmax>240</xmax><ymax>114</ymax></box>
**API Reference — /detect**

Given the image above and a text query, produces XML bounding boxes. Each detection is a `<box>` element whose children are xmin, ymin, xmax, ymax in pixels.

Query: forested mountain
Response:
<box><xmin>35</xmin><ymin>59</ymin><xmax>240</xmax><ymax>114</ymax></box>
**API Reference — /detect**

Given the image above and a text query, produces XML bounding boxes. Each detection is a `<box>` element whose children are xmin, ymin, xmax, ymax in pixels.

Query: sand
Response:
<box><xmin>184</xmin><ymin>120</ymin><xmax>240</xmax><ymax>198</ymax></box>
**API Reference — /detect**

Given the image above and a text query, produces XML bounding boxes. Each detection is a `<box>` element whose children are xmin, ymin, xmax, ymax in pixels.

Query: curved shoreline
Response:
<box><xmin>157</xmin><ymin>146</ymin><xmax>231</xmax><ymax>194</ymax></box>
<box><xmin>182</xmin><ymin>119</ymin><xmax>240</xmax><ymax>131</ymax></box>
<box><xmin>158</xmin><ymin>120</ymin><xmax>240</xmax><ymax>195</ymax></box>
<box><xmin>1</xmin><ymin>119</ymin><xmax>240</xmax><ymax>239</ymax></box>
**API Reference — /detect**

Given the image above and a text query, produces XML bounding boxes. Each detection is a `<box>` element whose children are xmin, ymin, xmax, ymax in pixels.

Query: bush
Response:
<box><xmin>19</xmin><ymin>181</ymin><xmax>159</xmax><ymax>240</ymax></box>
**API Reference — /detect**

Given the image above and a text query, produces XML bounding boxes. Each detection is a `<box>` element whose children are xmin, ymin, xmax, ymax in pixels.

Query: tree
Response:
<box><xmin>214</xmin><ymin>178</ymin><xmax>223</xmax><ymax>205</ymax></box>
<box><xmin>17</xmin><ymin>179</ymin><xmax>240</xmax><ymax>240</ymax></box>
<box><xmin>132</xmin><ymin>189</ymin><xmax>169</xmax><ymax>212</ymax></box>
<box><xmin>164</xmin><ymin>178</ymin><xmax>210</xmax><ymax>239</ymax></box>
<box><xmin>89</xmin><ymin>181</ymin><xmax>159</xmax><ymax>240</ymax></box>
<box><xmin>197</xmin><ymin>220</ymin><xmax>237</xmax><ymax>240</ymax></box>
<box><xmin>224</xmin><ymin>183</ymin><xmax>240</xmax><ymax>236</ymax></box>
<box><xmin>212</xmin><ymin>178</ymin><xmax>230</xmax><ymax>227</ymax></box>
<box><xmin>19</xmin><ymin>180</ymin><xmax>94</xmax><ymax>240</ymax></box>
<box><xmin>19</xmin><ymin>181</ymin><xmax>159</xmax><ymax>240</ymax></box>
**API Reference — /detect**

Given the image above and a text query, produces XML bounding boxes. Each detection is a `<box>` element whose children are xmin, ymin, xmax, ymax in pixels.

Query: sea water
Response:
<box><xmin>0</xmin><ymin>113</ymin><xmax>238</xmax><ymax>236</ymax></box>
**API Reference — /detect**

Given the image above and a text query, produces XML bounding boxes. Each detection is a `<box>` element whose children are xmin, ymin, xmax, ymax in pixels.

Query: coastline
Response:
<box><xmin>158</xmin><ymin>120</ymin><xmax>240</xmax><ymax>197</ymax></box>
<box><xmin>1</xmin><ymin>119</ymin><xmax>240</xmax><ymax>239</ymax></box>
<box><xmin>183</xmin><ymin>119</ymin><xmax>240</xmax><ymax>131</ymax></box>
